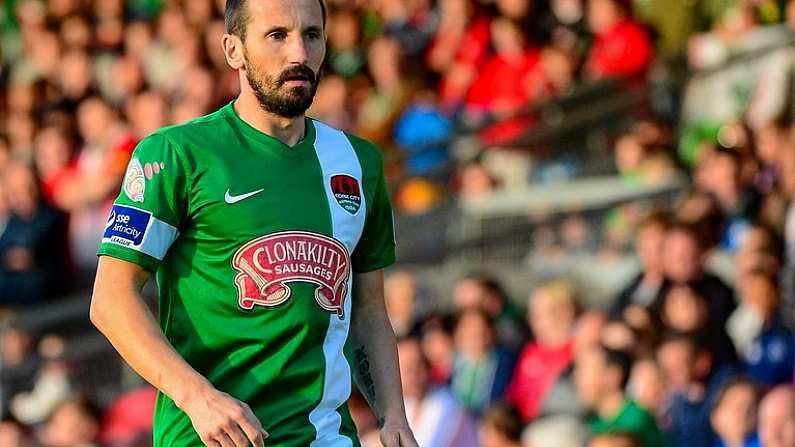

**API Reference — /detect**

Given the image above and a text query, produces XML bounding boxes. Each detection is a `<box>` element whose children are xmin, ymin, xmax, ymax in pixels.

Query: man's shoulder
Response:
<box><xmin>147</xmin><ymin>108</ymin><xmax>229</xmax><ymax>148</ymax></box>
<box><xmin>311</xmin><ymin>119</ymin><xmax>384</xmax><ymax>171</ymax></box>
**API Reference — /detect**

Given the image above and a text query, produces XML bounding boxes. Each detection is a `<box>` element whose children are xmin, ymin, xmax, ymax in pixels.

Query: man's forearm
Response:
<box><xmin>349</xmin><ymin>272</ymin><xmax>408</xmax><ymax>427</ymax></box>
<box><xmin>90</xmin><ymin>257</ymin><xmax>211</xmax><ymax>408</ymax></box>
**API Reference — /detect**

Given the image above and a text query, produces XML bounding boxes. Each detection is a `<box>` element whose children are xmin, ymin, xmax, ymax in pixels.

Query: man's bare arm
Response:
<box><xmin>349</xmin><ymin>270</ymin><xmax>418</xmax><ymax>447</ymax></box>
<box><xmin>90</xmin><ymin>256</ymin><xmax>265</xmax><ymax>447</ymax></box>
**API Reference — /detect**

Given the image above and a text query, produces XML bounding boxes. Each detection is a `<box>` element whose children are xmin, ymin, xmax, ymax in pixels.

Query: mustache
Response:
<box><xmin>277</xmin><ymin>65</ymin><xmax>317</xmax><ymax>86</ymax></box>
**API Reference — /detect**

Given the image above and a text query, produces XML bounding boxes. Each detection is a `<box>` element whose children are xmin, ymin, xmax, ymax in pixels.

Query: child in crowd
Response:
<box><xmin>731</xmin><ymin>272</ymin><xmax>795</xmax><ymax>387</ymax></box>
<box><xmin>656</xmin><ymin>333</ymin><xmax>736</xmax><ymax>447</ymax></box>
<box><xmin>710</xmin><ymin>378</ymin><xmax>761</xmax><ymax>447</ymax></box>
<box><xmin>478</xmin><ymin>402</ymin><xmax>523</xmax><ymax>447</ymax></box>
<box><xmin>507</xmin><ymin>280</ymin><xmax>577</xmax><ymax>422</ymax></box>
<box><xmin>574</xmin><ymin>345</ymin><xmax>667</xmax><ymax>447</ymax></box>
<box><xmin>627</xmin><ymin>357</ymin><xmax>666</xmax><ymax>416</ymax></box>
<box><xmin>451</xmin><ymin>309</ymin><xmax>514</xmax><ymax>414</ymax></box>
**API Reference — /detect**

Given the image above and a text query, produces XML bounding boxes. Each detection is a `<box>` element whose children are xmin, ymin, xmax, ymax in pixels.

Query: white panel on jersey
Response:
<box><xmin>308</xmin><ymin>120</ymin><xmax>367</xmax><ymax>446</ymax></box>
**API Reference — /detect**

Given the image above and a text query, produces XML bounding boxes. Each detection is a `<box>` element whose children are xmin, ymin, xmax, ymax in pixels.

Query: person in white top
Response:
<box><xmin>397</xmin><ymin>337</ymin><xmax>480</xmax><ymax>447</ymax></box>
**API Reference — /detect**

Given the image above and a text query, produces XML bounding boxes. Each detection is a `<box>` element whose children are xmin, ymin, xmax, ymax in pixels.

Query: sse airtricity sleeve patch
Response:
<box><xmin>102</xmin><ymin>205</ymin><xmax>178</xmax><ymax>259</ymax></box>
<box><xmin>97</xmin><ymin>133</ymin><xmax>189</xmax><ymax>272</ymax></box>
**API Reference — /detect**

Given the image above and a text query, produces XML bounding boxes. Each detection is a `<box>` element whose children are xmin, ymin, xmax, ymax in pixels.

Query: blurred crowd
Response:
<box><xmin>1</xmin><ymin>0</ymin><xmax>795</xmax><ymax>446</ymax></box>
<box><xmin>368</xmin><ymin>212</ymin><xmax>795</xmax><ymax>447</ymax></box>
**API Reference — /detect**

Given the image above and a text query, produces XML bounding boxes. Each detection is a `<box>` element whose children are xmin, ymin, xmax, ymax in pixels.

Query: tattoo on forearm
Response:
<box><xmin>354</xmin><ymin>346</ymin><xmax>379</xmax><ymax>421</ymax></box>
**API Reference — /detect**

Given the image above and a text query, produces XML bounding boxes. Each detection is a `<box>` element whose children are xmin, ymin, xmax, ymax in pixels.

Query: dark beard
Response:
<box><xmin>244</xmin><ymin>54</ymin><xmax>319</xmax><ymax>118</ymax></box>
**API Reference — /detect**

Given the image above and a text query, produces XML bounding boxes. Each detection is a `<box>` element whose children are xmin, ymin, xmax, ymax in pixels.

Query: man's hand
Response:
<box><xmin>179</xmin><ymin>384</ymin><xmax>267</xmax><ymax>447</ymax></box>
<box><xmin>379</xmin><ymin>422</ymin><xmax>419</xmax><ymax>447</ymax></box>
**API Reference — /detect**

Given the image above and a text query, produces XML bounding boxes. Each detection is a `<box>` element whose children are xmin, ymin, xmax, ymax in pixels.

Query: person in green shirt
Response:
<box><xmin>90</xmin><ymin>1</ymin><xmax>419</xmax><ymax>446</ymax></box>
<box><xmin>574</xmin><ymin>345</ymin><xmax>669</xmax><ymax>447</ymax></box>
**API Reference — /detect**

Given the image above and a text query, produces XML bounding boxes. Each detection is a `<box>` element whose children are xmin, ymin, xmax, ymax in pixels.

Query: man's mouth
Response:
<box><xmin>283</xmin><ymin>76</ymin><xmax>309</xmax><ymax>84</ymax></box>
<box><xmin>279</xmin><ymin>68</ymin><xmax>315</xmax><ymax>87</ymax></box>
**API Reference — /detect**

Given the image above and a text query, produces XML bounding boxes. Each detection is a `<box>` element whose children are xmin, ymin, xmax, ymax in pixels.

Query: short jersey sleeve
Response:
<box><xmin>97</xmin><ymin>133</ymin><xmax>189</xmax><ymax>272</ymax></box>
<box><xmin>352</xmin><ymin>161</ymin><xmax>396</xmax><ymax>273</ymax></box>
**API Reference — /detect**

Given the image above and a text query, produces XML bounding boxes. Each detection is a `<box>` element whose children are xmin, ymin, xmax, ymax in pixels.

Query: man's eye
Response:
<box><xmin>307</xmin><ymin>31</ymin><xmax>321</xmax><ymax>40</ymax></box>
<box><xmin>269</xmin><ymin>32</ymin><xmax>286</xmax><ymax>40</ymax></box>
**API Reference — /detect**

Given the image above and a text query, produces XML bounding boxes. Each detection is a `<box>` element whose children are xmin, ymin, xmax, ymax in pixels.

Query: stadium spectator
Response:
<box><xmin>710</xmin><ymin>378</ymin><xmax>761</xmax><ymax>447</ymax></box>
<box><xmin>507</xmin><ymin>280</ymin><xmax>577</xmax><ymax>422</ymax></box>
<box><xmin>574</xmin><ymin>344</ymin><xmax>667</xmax><ymax>447</ymax></box>
<box><xmin>477</xmin><ymin>402</ymin><xmax>523</xmax><ymax>447</ymax></box>
<box><xmin>308</xmin><ymin>74</ymin><xmax>353</xmax><ymax>130</ymax></box>
<box><xmin>0</xmin><ymin>416</ymin><xmax>35</xmax><ymax>447</ymax></box>
<box><xmin>611</xmin><ymin>212</ymin><xmax>670</xmax><ymax>321</ymax></box>
<box><xmin>37</xmin><ymin>395</ymin><xmax>101</xmax><ymax>447</ymax></box>
<box><xmin>392</xmin><ymin>90</ymin><xmax>453</xmax><ymax>178</ymax></box>
<box><xmin>452</xmin><ymin>274</ymin><xmax>527</xmax><ymax>352</ymax></box>
<box><xmin>0</xmin><ymin>325</ymin><xmax>37</xmax><ymax>416</ymax></box>
<box><xmin>326</xmin><ymin>7</ymin><xmax>365</xmax><ymax>79</ymax></box>
<box><xmin>659</xmin><ymin>282</ymin><xmax>737</xmax><ymax>364</ymax></box>
<box><xmin>355</xmin><ymin>36</ymin><xmax>415</xmax><ymax>148</ymax></box>
<box><xmin>417</xmin><ymin>314</ymin><xmax>455</xmax><ymax>384</ymax></box>
<box><xmin>584</xmin><ymin>0</ymin><xmax>653</xmax><ymax>79</ymax></box>
<box><xmin>753</xmin><ymin>117</ymin><xmax>790</xmax><ymax>195</ymax></box>
<box><xmin>656</xmin><ymin>333</ymin><xmax>736</xmax><ymax>447</ymax></box>
<box><xmin>0</xmin><ymin>162</ymin><xmax>69</xmax><ymax>305</ymax></box>
<box><xmin>705</xmin><ymin>148</ymin><xmax>763</xmax><ymax>252</ymax></box>
<box><xmin>10</xmin><ymin>334</ymin><xmax>72</xmax><ymax>426</ymax></box>
<box><xmin>465</xmin><ymin>17</ymin><xmax>575</xmax><ymax>145</ymax></box>
<box><xmin>384</xmin><ymin>271</ymin><xmax>421</xmax><ymax>338</ymax></box>
<box><xmin>97</xmin><ymin>386</ymin><xmax>156</xmax><ymax>447</ymax></box>
<box><xmin>758</xmin><ymin>385</ymin><xmax>795</xmax><ymax>447</ymax></box>
<box><xmin>627</xmin><ymin>357</ymin><xmax>666</xmax><ymax>416</ymax></box>
<box><xmin>450</xmin><ymin>308</ymin><xmax>514</xmax><ymax>414</ymax></box>
<box><xmin>397</xmin><ymin>337</ymin><xmax>479</xmax><ymax>447</ymax></box>
<box><xmin>33</xmin><ymin>126</ymin><xmax>75</xmax><ymax>205</ymax></box>
<box><xmin>656</xmin><ymin>222</ymin><xmax>737</xmax><ymax>340</ymax></box>
<box><xmin>426</xmin><ymin>0</ymin><xmax>492</xmax><ymax>111</ymax></box>
<box><xmin>731</xmin><ymin>273</ymin><xmax>795</xmax><ymax>387</ymax></box>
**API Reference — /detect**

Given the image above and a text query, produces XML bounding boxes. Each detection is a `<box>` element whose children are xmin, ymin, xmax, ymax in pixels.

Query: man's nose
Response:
<box><xmin>287</xmin><ymin>34</ymin><xmax>308</xmax><ymax>65</ymax></box>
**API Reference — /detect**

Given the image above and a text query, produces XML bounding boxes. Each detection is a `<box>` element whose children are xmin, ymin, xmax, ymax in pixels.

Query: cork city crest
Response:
<box><xmin>330</xmin><ymin>174</ymin><xmax>361</xmax><ymax>215</ymax></box>
<box><xmin>231</xmin><ymin>231</ymin><xmax>350</xmax><ymax>318</ymax></box>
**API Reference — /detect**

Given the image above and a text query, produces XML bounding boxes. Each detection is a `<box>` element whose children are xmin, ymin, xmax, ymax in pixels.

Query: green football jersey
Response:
<box><xmin>97</xmin><ymin>101</ymin><xmax>396</xmax><ymax>447</ymax></box>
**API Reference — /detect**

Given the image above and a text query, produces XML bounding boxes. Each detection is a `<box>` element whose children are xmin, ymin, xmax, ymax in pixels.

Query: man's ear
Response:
<box><xmin>222</xmin><ymin>34</ymin><xmax>245</xmax><ymax>70</ymax></box>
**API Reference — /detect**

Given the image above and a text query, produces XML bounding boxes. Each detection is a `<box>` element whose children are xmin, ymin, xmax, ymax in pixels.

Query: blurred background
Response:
<box><xmin>1</xmin><ymin>0</ymin><xmax>795</xmax><ymax>446</ymax></box>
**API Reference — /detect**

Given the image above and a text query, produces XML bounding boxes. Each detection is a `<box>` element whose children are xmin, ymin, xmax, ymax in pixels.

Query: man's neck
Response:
<box><xmin>596</xmin><ymin>391</ymin><xmax>627</xmax><ymax>421</ymax></box>
<box><xmin>234</xmin><ymin>94</ymin><xmax>306</xmax><ymax>147</ymax></box>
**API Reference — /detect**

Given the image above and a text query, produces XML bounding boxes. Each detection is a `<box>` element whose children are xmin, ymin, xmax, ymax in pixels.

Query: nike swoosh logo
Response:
<box><xmin>225</xmin><ymin>188</ymin><xmax>264</xmax><ymax>204</ymax></box>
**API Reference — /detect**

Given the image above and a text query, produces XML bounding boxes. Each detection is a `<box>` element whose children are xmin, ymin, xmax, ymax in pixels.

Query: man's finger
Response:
<box><xmin>215</xmin><ymin>433</ymin><xmax>236</xmax><ymax>447</ymax></box>
<box><xmin>225</xmin><ymin>424</ymin><xmax>250</xmax><ymax>447</ymax></box>
<box><xmin>237</xmin><ymin>415</ymin><xmax>265</xmax><ymax>447</ymax></box>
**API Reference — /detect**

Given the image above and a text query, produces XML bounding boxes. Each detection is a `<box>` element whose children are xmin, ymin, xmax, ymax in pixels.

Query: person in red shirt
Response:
<box><xmin>584</xmin><ymin>0</ymin><xmax>653</xmax><ymax>80</ymax></box>
<box><xmin>426</xmin><ymin>0</ymin><xmax>492</xmax><ymax>111</ymax></box>
<box><xmin>465</xmin><ymin>18</ymin><xmax>574</xmax><ymax>145</ymax></box>
<box><xmin>506</xmin><ymin>280</ymin><xmax>578</xmax><ymax>422</ymax></box>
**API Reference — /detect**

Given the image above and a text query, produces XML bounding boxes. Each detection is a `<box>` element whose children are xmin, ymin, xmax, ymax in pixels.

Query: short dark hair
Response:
<box><xmin>602</xmin><ymin>346</ymin><xmax>633</xmax><ymax>389</ymax></box>
<box><xmin>713</xmin><ymin>376</ymin><xmax>759</xmax><ymax>414</ymax></box>
<box><xmin>482</xmin><ymin>402</ymin><xmax>523</xmax><ymax>442</ymax></box>
<box><xmin>225</xmin><ymin>0</ymin><xmax>328</xmax><ymax>41</ymax></box>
